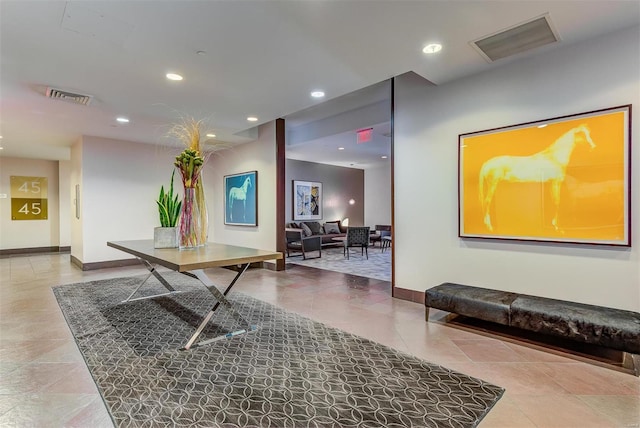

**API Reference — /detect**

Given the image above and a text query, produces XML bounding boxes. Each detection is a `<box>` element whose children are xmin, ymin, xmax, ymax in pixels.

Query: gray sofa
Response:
<box><xmin>286</xmin><ymin>220</ymin><xmax>346</xmax><ymax>247</ymax></box>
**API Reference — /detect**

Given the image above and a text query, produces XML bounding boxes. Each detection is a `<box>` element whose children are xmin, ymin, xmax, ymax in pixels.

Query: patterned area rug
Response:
<box><xmin>53</xmin><ymin>273</ymin><xmax>504</xmax><ymax>427</ymax></box>
<box><xmin>287</xmin><ymin>246</ymin><xmax>391</xmax><ymax>281</ymax></box>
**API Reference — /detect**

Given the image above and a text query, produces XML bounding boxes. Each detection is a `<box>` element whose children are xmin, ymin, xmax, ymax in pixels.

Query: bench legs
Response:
<box><xmin>425</xmin><ymin>308</ymin><xmax>639</xmax><ymax>377</ymax></box>
<box><xmin>622</xmin><ymin>352</ymin><xmax>640</xmax><ymax>376</ymax></box>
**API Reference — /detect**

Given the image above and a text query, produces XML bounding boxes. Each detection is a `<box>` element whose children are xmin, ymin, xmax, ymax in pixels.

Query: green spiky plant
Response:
<box><xmin>157</xmin><ymin>170</ymin><xmax>182</xmax><ymax>227</ymax></box>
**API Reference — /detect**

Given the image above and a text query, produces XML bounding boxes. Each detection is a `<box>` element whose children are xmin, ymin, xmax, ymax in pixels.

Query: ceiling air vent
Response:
<box><xmin>471</xmin><ymin>14</ymin><xmax>559</xmax><ymax>62</ymax></box>
<box><xmin>45</xmin><ymin>87</ymin><xmax>93</xmax><ymax>106</ymax></box>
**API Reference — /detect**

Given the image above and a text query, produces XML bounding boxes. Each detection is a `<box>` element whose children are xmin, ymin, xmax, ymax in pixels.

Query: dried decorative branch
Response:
<box><xmin>166</xmin><ymin>116</ymin><xmax>230</xmax><ymax>161</ymax></box>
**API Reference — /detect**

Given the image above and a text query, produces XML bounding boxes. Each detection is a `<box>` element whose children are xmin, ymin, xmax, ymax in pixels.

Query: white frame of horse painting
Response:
<box><xmin>459</xmin><ymin>105</ymin><xmax>631</xmax><ymax>246</ymax></box>
<box><xmin>293</xmin><ymin>180</ymin><xmax>322</xmax><ymax>221</ymax></box>
<box><xmin>224</xmin><ymin>171</ymin><xmax>257</xmax><ymax>226</ymax></box>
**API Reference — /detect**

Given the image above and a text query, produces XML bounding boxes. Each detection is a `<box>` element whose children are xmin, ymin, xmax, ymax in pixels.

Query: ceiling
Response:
<box><xmin>1</xmin><ymin>1</ymin><xmax>638</xmax><ymax>167</ymax></box>
<box><xmin>286</xmin><ymin>79</ymin><xmax>393</xmax><ymax>169</ymax></box>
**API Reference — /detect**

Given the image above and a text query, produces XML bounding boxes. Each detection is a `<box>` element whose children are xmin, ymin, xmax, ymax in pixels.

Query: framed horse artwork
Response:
<box><xmin>458</xmin><ymin>105</ymin><xmax>631</xmax><ymax>246</ymax></box>
<box><xmin>224</xmin><ymin>171</ymin><xmax>257</xmax><ymax>226</ymax></box>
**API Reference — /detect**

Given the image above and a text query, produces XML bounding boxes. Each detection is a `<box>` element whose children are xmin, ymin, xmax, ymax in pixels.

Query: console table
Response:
<box><xmin>107</xmin><ymin>240</ymin><xmax>282</xmax><ymax>350</ymax></box>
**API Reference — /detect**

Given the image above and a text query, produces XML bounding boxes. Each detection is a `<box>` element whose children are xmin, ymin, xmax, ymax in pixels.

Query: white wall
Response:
<box><xmin>394</xmin><ymin>26</ymin><xmax>639</xmax><ymax>311</ymax></box>
<box><xmin>364</xmin><ymin>164</ymin><xmax>391</xmax><ymax>227</ymax></box>
<box><xmin>210</xmin><ymin>121</ymin><xmax>278</xmax><ymax>252</ymax></box>
<box><xmin>70</xmin><ymin>139</ymin><xmax>83</xmax><ymax>260</ymax></box>
<box><xmin>58</xmin><ymin>161</ymin><xmax>71</xmax><ymax>247</ymax></box>
<box><xmin>0</xmin><ymin>157</ymin><xmax>60</xmax><ymax>249</ymax></box>
<box><xmin>75</xmin><ymin>136</ymin><xmax>195</xmax><ymax>263</ymax></box>
<box><xmin>70</xmin><ymin>126</ymin><xmax>278</xmax><ymax>264</ymax></box>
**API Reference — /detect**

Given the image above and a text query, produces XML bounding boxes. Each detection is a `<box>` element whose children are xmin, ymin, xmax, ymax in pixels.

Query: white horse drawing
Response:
<box><xmin>228</xmin><ymin>176</ymin><xmax>252</xmax><ymax>222</ymax></box>
<box><xmin>479</xmin><ymin>124</ymin><xmax>595</xmax><ymax>231</ymax></box>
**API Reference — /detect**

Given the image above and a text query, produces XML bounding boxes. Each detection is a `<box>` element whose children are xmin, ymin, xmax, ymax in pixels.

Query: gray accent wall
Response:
<box><xmin>286</xmin><ymin>159</ymin><xmax>364</xmax><ymax>226</ymax></box>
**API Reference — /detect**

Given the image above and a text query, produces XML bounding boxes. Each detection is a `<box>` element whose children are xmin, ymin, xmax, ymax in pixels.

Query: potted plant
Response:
<box><xmin>154</xmin><ymin>170</ymin><xmax>182</xmax><ymax>248</ymax></box>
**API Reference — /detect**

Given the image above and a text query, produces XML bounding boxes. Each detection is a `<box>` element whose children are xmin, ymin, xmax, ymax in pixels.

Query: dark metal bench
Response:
<box><xmin>425</xmin><ymin>282</ymin><xmax>640</xmax><ymax>375</ymax></box>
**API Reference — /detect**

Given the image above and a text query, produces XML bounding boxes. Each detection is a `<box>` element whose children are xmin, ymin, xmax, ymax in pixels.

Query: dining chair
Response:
<box><xmin>344</xmin><ymin>226</ymin><xmax>370</xmax><ymax>259</ymax></box>
<box><xmin>381</xmin><ymin>235</ymin><xmax>392</xmax><ymax>253</ymax></box>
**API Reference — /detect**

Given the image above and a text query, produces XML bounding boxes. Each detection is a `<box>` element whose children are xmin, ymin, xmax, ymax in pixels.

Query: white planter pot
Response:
<box><xmin>154</xmin><ymin>227</ymin><xmax>178</xmax><ymax>248</ymax></box>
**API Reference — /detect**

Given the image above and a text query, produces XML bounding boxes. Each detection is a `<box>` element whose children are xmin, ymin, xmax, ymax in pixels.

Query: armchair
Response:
<box><xmin>285</xmin><ymin>228</ymin><xmax>321</xmax><ymax>260</ymax></box>
<box><xmin>344</xmin><ymin>226</ymin><xmax>370</xmax><ymax>259</ymax></box>
<box><xmin>369</xmin><ymin>225</ymin><xmax>391</xmax><ymax>247</ymax></box>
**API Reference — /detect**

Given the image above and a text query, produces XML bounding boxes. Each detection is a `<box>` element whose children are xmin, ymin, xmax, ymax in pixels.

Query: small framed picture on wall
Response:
<box><xmin>224</xmin><ymin>171</ymin><xmax>257</xmax><ymax>226</ymax></box>
<box><xmin>293</xmin><ymin>180</ymin><xmax>322</xmax><ymax>221</ymax></box>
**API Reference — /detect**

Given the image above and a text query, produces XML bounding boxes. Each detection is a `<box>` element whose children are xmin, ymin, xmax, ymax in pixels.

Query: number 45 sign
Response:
<box><xmin>11</xmin><ymin>176</ymin><xmax>48</xmax><ymax>220</ymax></box>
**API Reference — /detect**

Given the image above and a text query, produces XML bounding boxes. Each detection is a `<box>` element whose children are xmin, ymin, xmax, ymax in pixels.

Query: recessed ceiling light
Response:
<box><xmin>206</xmin><ymin>133</ymin><xmax>216</xmax><ymax>138</ymax></box>
<box><xmin>166</xmin><ymin>73</ymin><xmax>183</xmax><ymax>81</ymax></box>
<box><xmin>247</xmin><ymin>116</ymin><xmax>258</xmax><ymax>122</ymax></box>
<box><xmin>311</xmin><ymin>91</ymin><xmax>325</xmax><ymax>98</ymax></box>
<box><xmin>0</xmin><ymin>135</ymin><xmax>3</xmax><ymax>139</ymax></box>
<box><xmin>422</xmin><ymin>43</ymin><xmax>442</xmax><ymax>54</ymax></box>
<box><xmin>116</xmin><ymin>117</ymin><xmax>130</xmax><ymax>123</ymax></box>
<box><xmin>381</xmin><ymin>156</ymin><xmax>388</xmax><ymax>159</ymax></box>
<box><xmin>338</xmin><ymin>147</ymin><xmax>345</xmax><ymax>150</ymax></box>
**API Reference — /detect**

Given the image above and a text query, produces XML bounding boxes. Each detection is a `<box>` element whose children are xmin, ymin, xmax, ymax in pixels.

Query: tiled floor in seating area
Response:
<box><xmin>0</xmin><ymin>253</ymin><xmax>638</xmax><ymax>427</ymax></box>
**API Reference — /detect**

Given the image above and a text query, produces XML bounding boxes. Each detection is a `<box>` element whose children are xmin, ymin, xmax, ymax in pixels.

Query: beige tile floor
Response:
<box><xmin>0</xmin><ymin>253</ymin><xmax>638</xmax><ymax>427</ymax></box>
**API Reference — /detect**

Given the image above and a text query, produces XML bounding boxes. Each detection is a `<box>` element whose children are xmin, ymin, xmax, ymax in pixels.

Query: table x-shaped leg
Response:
<box><xmin>122</xmin><ymin>257</ymin><xmax>184</xmax><ymax>303</ymax></box>
<box><xmin>182</xmin><ymin>263</ymin><xmax>256</xmax><ymax>350</ymax></box>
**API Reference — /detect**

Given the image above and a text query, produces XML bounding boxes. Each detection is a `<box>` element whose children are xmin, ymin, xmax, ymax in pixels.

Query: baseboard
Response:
<box><xmin>393</xmin><ymin>287</ymin><xmax>425</xmax><ymax>304</ymax></box>
<box><xmin>263</xmin><ymin>259</ymin><xmax>286</xmax><ymax>271</ymax></box>
<box><xmin>222</xmin><ymin>261</ymin><xmax>266</xmax><ymax>273</ymax></box>
<box><xmin>263</xmin><ymin>261</ymin><xmax>278</xmax><ymax>271</ymax></box>
<box><xmin>0</xmin><ymin>246</ymin><xmax>70</xmax><ymax>256</ymax></box>
<box><xmin>71</xmin><ymin>255</ymin><xmax>141</xmax><ymax>271</ymax></box>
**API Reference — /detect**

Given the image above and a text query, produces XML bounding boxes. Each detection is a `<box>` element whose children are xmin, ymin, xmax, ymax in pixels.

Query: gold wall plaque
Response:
<box><xmin>11</xmin><ymin>198</ymin><xmax>48</xmax><ymax>220</ymax></box>
<box><xmin>10</xmin><ymin>176</ymin><xmax>48</xmax><ymax>198</ymax></box>
<box><xmin>10</xmin><ymin>176</ymin><xmax>49</xmax><ymax>220</ymax></box>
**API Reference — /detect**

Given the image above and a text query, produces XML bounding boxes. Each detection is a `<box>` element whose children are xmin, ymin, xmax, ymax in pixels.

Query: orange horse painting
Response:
<box><xmin>479</xmin><ymin>124</ymin><xmax>595</xmax><ymax>231</ymax></box>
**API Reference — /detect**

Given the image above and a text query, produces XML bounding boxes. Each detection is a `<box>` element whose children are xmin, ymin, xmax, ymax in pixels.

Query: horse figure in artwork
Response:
<box><xmin>479</xmin><ymin>124</ymin><xmax>595</xmax><ymax>231</ymax></box>
<box><xmin>228</xmin><ymin>176</ymin><xmax>252</xmax><ymax>222</ymax></box>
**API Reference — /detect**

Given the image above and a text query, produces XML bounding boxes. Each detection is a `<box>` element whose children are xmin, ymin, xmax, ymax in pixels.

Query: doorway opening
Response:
<box><xmin>282</xmin><ymin>79</ymin><xmax>393</xmax><ymax>285</ymax></box>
